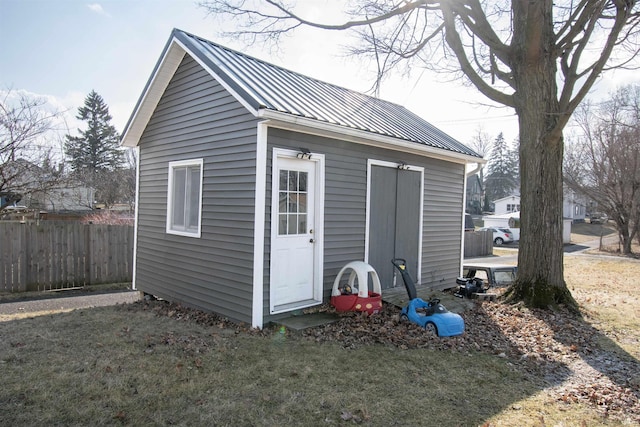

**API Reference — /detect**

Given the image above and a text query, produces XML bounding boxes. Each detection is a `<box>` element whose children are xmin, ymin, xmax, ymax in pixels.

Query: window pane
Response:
<box><xmin>298</xmin><ymin>172</ymin><xmax>307</xmax><ymax>192</ymax></box>
<box><xmin>289</xmin><ymin>170</ymin><xmax>298</xmax><ymax>191</ymax></box>
<box><xmin>279</xmin><ymin>192</ymin><xmax>287</xmax><ymax>213</ymax></box>
<box><xmin>188</xmin><ymin>166</ymin><xmax>200</xmax><ymax>230</ymax></box>
<box><xmin>287</xmin><ymin>214</ymin><xmax>297</xmax><ymax>234</ymax></box>
<box><xmin>298</xmin><ymin>193</ymin><xmax>307</xmax><ymax>213</ymax></box>
<box><xmin>279</xmin><ymin>170</ymin><xmax>288</xmax><ymax>191</ymax></box>
<box><xmin>279</xmin><ymin>214</ymin><xmax>288</xmax><ymax>235</ymax></box>
<box><xmin>172</xmin><ymin>168</ymin><xmax>186</xmax><ymax>228</ymax></box>
<box><xmin>298</xmin><ymin>214</ymin><xmax>307</xmax><ymax>234</ymax></box>
<box><xmin>289</xmin><ymin>193</ymin><xmax>298</xmax><ymax>213</ymax></box>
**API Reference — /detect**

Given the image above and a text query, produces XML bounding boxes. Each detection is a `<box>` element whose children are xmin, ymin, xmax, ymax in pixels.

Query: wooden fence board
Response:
<box><xmin>464</xmin><ymin>230</ymin><xmax>494</xmax><ymax>258</ymax></box>
<box><xmin>0</xmin><ymin>221</ymin><xmax>133</xmax><ymax>292</ymax></box>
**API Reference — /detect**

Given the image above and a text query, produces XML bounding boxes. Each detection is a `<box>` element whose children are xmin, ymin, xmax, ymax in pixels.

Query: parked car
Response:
<box><xmin>478</xmin><ymin>227</ymin><xmax>514</xmax><ymax>245</ymax></box>
<box><xmin>589</xmin><ymin>213</ymin><xmax>608</xmax><ymax>224</ymax></box>
<box><xmin>462</xmin><ymin>264</ymin><xmax>518</xmax><ymax>288</ymax></box>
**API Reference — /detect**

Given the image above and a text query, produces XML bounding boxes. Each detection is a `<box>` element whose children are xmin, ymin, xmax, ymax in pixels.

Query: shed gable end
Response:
<box><xmin>135</xmin><ymin>55</ymin><xmax>260</xmax><ymax>324</ymax></box>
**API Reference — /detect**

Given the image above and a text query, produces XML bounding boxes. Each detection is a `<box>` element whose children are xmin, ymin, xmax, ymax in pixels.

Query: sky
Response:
<box><xmin>1</xmin><ymin>0</ymin><xmax>638</xmax><ymax>157</ymax></box>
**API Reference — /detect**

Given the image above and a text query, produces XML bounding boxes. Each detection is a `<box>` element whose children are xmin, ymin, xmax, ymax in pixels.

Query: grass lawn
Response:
<box><xmin>1</xmin><ymin>254</ymin><xmax>639</xmax><ymax>426</ymax></box>
<box><xmin>1</xmin><ymin>304</ymin><xmax>537</xmax><ymax>426</ymax></box>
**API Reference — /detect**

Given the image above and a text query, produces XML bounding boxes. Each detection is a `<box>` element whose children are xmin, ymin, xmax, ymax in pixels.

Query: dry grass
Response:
<box><xmin>565</xmin><ymin>256</ymin><xmax>640</xmax><ymax>358</ymax></box>
<box><xmin>569</xmin><ymin>221</ymin><xmax>617</xmax><ymax>244</ymax></box>
<box><xmin>1</xmin><ymin>254</ymin><xmax>639</xmax><ymax>426</ymax></box>
<box><xmin>1</xmin><ymin>305</ymin><xmax>533</xmax><ymax>426</ymax></box>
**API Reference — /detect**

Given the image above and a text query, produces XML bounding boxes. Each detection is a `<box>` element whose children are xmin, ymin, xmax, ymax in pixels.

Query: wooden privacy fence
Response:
<box><xmin>464</xmin><ymin>230</ymin><xmax>494</xmax><ymax>258</ymax></box>
<box><xmin>0</xmin><ymin>221</ymin><xmax>134</xmax><ymax>292</ymax></box>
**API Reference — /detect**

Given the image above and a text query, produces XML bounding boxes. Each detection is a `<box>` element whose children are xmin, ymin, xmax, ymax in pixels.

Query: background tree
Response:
<box><xmin>121</xmin><ymin>148</ymin><xmax>137</xmax><ymax>211</ymax></box>
<box><xmin>201</xmin><ymin>0</ymin><xmax>640</xmax><ymax>310</ymax></box>
<box><xmin>565</xmin><ymin>85</ymin><xmax>640</xmax><ymax>255</ymax></box>
<box><xmin>0</xmin><ymin>89</ymin><xmax>65</xmax><ymax>211</ymax></box>
<box><xmin>484</xmin><ymin>132</ymin><xmax>519</xmax><ymax>206</ymax></box>
<box><xmin>65</xmin><ymin>90</ymin><xmax>123</xmax><ymax>208</ymax></box>
<box><xmin>468</xmin><ymin>127</ymin><xmax>492</xmax><ymax>212</ymax></box>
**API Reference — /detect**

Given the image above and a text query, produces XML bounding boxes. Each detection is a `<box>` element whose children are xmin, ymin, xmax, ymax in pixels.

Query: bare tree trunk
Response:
<box><xmin>504</xmin><ymin>0</ymin><xmax>577</xmax><ymax>310</ymax></box>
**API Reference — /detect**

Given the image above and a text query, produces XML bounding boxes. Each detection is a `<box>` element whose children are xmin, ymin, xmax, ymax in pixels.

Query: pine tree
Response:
<box><xmin>484</xmin><ymin>133</ymin><xmax>519</xmax><ymax>207</ymax></box>
<box><xmin>65</xmin><ymin>90</ymin><xmax>123</xmax><ymax>206</ymax></box>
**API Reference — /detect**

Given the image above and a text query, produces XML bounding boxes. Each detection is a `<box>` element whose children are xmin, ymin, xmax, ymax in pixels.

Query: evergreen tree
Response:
<box><xmin>484</xmin><ymin>132</ymin><xmax>519</xmax><ymax>207</ymax></box>
<box><xmin>65</xmin><ymin>90</ymin><xmax>123</xmax><ymax>206</ymax></box>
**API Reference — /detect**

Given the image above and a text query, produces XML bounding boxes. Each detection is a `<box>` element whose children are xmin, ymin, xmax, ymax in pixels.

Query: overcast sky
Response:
<box><xmin>1</xmin><ymin>0</ymin><xmax>637</xmax><ymax>154</ymax></box>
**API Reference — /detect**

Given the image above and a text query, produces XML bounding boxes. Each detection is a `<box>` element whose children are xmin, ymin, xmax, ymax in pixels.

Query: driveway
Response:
<box><xmin>465</xmin><ymin>231</ymin><xmax>621</xmax><ymax>265</ymax></box>
<box><xmin>0</xmin><ymin>291</ymin><xmax>140</xmax><ymax>320</ymax></box>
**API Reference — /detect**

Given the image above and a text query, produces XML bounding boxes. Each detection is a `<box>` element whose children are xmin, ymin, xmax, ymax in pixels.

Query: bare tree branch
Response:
<box><xmin>556</xmin><ymin>1</ymin><xmax>638</xmax><ymax>136</ymax></box>
<box><xmin>440</xmin><ymin>2</ymin><xmax>515</xmax><ymax>106</ymax></box>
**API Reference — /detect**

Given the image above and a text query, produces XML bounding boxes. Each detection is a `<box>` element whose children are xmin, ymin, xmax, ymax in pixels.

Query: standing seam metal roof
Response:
<box><xmin>175</xmin><ymin>29</ymin><xmax>481</xmax><ymax>158</ymax></box>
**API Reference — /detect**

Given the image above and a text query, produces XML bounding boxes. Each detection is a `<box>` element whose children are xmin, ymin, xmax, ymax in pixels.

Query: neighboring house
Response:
<box><xmin>121</xmin><ymin>29</ymin><xmax>483</xmax><ymax>328</ymax></box>
<box><xmin>493</xmin><ymin>195</ymin><xmax>521</xmax><ymax>215</ymax></box>
<box><xmin>33</xmin><ymin>185</ymin><xmax>94</xmax><ymax>212</ymax></box>
<box><xmin>563</xmin><ymin>185</ymin><xmax>587</xmax><ymax>223</ymax></box>
<box><xmin>1</xmin><ymin>159</ymin><xmax>93</xmax><ymax>213</ymax></box>
<box><xmin>483</xmin><ymin>211</ymin><xmax>573</xmax><ymax>244</ymax></box>
<box><xmin>493</xmin><ymin>189</ymin><xmax>586</xmax><ymax>223</ymax></box>
<box><xmin>465</xmin><ymin>174</ymin><xmax>483</xmax><ymax>214</ymax></box>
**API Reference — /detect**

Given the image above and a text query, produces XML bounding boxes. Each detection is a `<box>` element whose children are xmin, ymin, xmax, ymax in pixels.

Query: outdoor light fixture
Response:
<box><xmin>397</xmin><ymin>161</ymin><xmax>409</xmax><ymax>170</ymax></box>
<box><xmin>296</xmin><ymin>148</ymin><xmax>312</xmax><ymax>160</ymax></box>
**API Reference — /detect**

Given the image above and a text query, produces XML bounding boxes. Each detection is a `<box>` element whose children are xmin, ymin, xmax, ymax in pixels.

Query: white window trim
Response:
<box><xmin>166</xmin><ymin>158</ymin><xmax>203</xmax><ymax>238</ymax></box>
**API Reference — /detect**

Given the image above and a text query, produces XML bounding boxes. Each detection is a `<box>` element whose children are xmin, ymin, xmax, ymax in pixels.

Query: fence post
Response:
<box><xmin>84</xmin><ymin>223</ymin><xmax>91</xmax><ymax>286</ymax></box>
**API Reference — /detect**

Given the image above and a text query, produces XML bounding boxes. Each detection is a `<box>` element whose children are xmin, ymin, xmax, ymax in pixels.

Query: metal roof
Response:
<box><xmin>174</xmin><ymin>30</ymin><xmax>480</xmax><ymax>159</ymax></box>
<box><xmin>122</xmin><ymin>29</ymin><xmax>481</xmax><ymax>160</ymax></box>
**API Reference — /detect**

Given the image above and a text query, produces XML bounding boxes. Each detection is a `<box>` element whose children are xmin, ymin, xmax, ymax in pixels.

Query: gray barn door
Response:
<box><xmin>368</xmin><ymin>165</ymin><xmax>421</xmax><ymax>290</ymax></box>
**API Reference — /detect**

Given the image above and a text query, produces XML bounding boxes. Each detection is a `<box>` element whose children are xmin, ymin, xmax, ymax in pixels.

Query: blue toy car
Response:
<box><xmin>392</xmin><ymin>258</ymin><xmax>465</xmax><ymax>337</ymax></box>
<box><xmin>400</xmin><ymin>298</ymin><xmax>465</xmax><ymax>337</ymax></box>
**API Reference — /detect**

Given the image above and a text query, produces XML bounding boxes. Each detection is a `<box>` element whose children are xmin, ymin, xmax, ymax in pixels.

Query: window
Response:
<box><xmin>278</xmin><ymin>169</ymin><xmax>308</xmax><ymax>235</ymax></box>
<box><xmin>167</xmin><ymin>159</ymin><xmax>203</xmax><ymax>237</ymax></box>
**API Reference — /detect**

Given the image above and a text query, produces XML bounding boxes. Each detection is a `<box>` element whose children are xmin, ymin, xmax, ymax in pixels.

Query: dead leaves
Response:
<box><xmin>129</xmin><ymin>297</ymin><xmax>640</xmax><ymax>423</ymax></box>
<box><xmin>340</xmin><ymin>408</ymin><xmax>370</xmax><ymax>423</ymax></box>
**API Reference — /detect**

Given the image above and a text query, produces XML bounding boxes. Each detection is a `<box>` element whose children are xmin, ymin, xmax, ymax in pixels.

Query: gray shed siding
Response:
<box><xmin>136</xmin><ymin>55</ymin><xmax>260</xmax><ymax>324</ymax></box>
<box><xmin>264</xmin><ymin>128</ymin><xmax>465</xmax><ymax>321</ymax></box>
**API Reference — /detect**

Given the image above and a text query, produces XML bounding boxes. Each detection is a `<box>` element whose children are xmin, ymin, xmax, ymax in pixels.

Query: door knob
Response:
<box><xmin>309</xmin><ymin>238</ymin><xmax>315</xmax><ymax>243</ymax></box>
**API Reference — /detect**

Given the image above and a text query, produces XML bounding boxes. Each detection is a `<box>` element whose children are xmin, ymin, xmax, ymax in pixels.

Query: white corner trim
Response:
<box><xmin>252</xmin><ymin>122</ymin><xmax>268</xmax><ymax>329</ymax></box>
<box><xmin>131</xmin><ymin>147</ymin><xmax>141</xmax><ymax>290</ymax></box>
<box><xmin>460</xmin><ymin>172</ymin><xmax>469</xmax><ymax>277</ymax></box>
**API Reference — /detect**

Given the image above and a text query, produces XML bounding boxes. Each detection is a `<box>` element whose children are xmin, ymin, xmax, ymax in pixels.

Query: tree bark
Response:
<box><xmin>504</xmin><ymin>0</ymin><xmax>578</xmax><ymax>310</ymax></box>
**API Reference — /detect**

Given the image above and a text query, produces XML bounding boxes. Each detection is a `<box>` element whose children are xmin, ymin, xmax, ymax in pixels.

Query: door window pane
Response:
<box><xmin>298</xmin><ymin>214</ymin><xmax>307</xmax><ymax>233</ymax></box>
<box><xmin>298</xmin><ymin>172</ymin><xmax>307</xmax><ymax>192</ymax></box>
<box><xmin>277</xmin><ymin>168</ymin><xmax>309</xmax><ymax>235</ymax></box>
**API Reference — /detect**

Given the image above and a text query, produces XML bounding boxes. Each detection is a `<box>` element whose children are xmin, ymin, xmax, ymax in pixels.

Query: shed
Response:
<box><xmin>121</xmin><ymin>29</ymin><xmax>483</xmax><ymax>328</ymax></box>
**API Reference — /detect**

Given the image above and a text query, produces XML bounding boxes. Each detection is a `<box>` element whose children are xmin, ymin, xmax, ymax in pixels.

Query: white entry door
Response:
<box><xmin>270</xmin><ymin>151</ymin><xmax>323</xmax><ymax>313</ymax></box>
